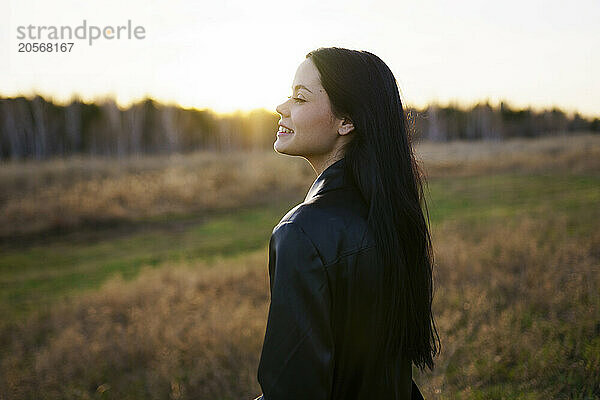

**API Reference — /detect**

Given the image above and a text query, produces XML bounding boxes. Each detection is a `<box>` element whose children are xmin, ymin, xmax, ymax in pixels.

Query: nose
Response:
<box><xmin>276</xmin><ymin>98</ymin><xmax>290</xmax><ymax>117</ymax></box>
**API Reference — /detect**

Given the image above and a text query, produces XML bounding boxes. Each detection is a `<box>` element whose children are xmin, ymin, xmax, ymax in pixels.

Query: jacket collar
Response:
<box><xmin>304</xmin><ymin>157</ymin><xmax>347</xmax><ymax>202</ymax></box>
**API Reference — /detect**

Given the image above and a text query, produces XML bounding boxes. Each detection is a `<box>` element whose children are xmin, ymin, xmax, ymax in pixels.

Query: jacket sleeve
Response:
<box><xmin>257</xmin><ymin>221</ymin><xmax>334</xmax><ymax>400</ymax></box>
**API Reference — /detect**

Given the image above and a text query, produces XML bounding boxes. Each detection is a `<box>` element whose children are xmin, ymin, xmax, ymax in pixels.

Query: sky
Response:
<box><xmin>1</xmin><ymin>0</ymin><xmax>599</xmax><ymax>118</ymax></box>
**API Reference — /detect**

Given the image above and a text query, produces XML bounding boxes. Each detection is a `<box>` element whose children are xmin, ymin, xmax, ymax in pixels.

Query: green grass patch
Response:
<box><xmin>427</xmin><ymin>172</ymin><xmax>600</xmax><ymax>237</ymax></box>
<box><xmin>0</xmin><ymin>199</ymin><xmax>297</xmax><ymax>322</ymax></box>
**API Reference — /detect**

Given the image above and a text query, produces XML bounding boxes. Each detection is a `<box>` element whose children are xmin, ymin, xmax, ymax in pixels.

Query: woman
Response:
<box><xmin>254</xmin><ymin>47</ymin><xmax>440</xmax><ymax>400</ymax></box>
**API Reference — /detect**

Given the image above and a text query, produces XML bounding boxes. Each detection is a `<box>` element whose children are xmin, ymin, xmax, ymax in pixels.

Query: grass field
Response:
<box><xmin>1</xmin><ymin>133</ymin><xmax>599</xmax><ymax>399</ymax></box>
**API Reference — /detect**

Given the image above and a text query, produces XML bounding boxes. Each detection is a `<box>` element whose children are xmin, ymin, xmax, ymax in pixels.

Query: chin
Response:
<box><xmin>274</xmin><ymin>136</ymin><xmax>298</xmax><ymax>155</ymax></box>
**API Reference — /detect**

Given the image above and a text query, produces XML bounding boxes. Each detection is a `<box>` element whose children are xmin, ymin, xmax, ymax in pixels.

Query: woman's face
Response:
<box><xmin>275</xmin><ymin>58</ymin><xmax>351</xmax><ymax>166</ymax></box>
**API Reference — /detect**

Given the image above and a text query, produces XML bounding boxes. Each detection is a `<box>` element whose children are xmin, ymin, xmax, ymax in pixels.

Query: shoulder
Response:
<box><xmin>270</xmin><ymin>221</ymin><xmax>324</xmax><ymax>267</ymax></box>
<box><xmin>273</xmin><ymin>187</ymin><xmax>374</xmax><ymax>265</ymax></box>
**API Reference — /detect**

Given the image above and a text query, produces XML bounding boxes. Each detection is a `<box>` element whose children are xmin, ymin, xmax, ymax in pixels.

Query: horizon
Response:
<box><xmin>1</xmin><ymin>92</ymin><xmax>597</xmax><ymax>120</ymax></box>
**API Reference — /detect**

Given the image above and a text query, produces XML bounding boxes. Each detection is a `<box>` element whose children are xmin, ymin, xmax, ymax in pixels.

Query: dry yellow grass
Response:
<box><xmin>1</xmin><ymin>151</ymin><xmax>314</xmax><ymax>237</ymax></box>
<box><xmin>1</xmin><ymin>214</ymin><xmax>597</xmax><ymax>399</ymax></box>
<box><xmin>1</xmin><ymin>251</ymin><xmax>271</xmax><ymax>400</ymax></box>
<box><xmin>2</xmin><ymin>133</ymin><xmax>598</xmax><ymax>238</ymax></box>
<box><xmin>418</xmin><ymin>132</ymin><xmax>600</xmax><ymax>178</ymax></box>
<box><xmin>417</xmin><ymin>216</ymin><xmax>600</xmax><ymax>398</ymax></box>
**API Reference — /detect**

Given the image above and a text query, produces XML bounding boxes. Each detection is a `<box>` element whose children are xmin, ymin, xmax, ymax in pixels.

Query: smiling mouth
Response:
<box><xmin>277</xmin><ymin>126</ymin><xmax>295</xmax><ymax>136</ymax></box>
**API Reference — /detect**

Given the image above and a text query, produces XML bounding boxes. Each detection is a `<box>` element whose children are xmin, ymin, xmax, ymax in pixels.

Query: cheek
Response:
<box><xmin>293</xmin><ymin>103</ymin><xmax>334</xmax><ymax>134</ymax></box>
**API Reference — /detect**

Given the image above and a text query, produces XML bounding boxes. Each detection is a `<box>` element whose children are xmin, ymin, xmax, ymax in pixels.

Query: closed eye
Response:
<box><xmin>287</xmin><ymin>96</ymin><xmax>305</xmax><ymax>103</ymax></box>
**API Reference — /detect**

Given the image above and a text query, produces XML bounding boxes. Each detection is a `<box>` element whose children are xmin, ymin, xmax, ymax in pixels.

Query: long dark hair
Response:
<box><xmin>306</xmin><ymin>47</ymin><xmax>440</xmax><ymax>381</ymax></box>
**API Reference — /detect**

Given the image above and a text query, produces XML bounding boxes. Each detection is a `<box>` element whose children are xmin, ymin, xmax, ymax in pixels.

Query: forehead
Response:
<box><xmin>292</xmin><ymin>58</ymin><xmax>323</xmax><ymax>92</ymax></box>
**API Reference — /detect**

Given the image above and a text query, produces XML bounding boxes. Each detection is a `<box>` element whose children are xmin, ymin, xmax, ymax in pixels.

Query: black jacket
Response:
<box><xmin>256</xmin><ymin>157</ymin><xmax>424</xmax><ymax>400</ymax></box>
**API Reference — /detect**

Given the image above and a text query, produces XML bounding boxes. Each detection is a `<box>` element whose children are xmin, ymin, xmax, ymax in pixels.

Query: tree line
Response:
<box><xmin>0</xmin><ymin>95</ymin><xmax>598</xmax><ymax>160</ymax></box>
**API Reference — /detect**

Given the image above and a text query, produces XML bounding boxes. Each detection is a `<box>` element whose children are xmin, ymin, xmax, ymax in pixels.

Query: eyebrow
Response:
<box><xmin>292</xmin><ymin>84</ymin><xmax>312</xmax><ymax>93</ymax></box>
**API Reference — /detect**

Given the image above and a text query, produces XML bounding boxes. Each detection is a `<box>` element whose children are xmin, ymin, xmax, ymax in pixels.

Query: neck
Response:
<box><xmin>307</xmin><ymin>150</ymin><xmax>346</xmax><ymax>176</ymax></box>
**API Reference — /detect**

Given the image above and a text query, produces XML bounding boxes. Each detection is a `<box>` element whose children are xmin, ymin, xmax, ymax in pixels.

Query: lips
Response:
<box><xmin>277</xmin><ymin>124</ymin><xmax>295</xmax><ymax>136</ymax></box>
<box><xmin>277</xmin><ymin>130</ymin><xmax>294</xmax><ymax>137</ymax></box>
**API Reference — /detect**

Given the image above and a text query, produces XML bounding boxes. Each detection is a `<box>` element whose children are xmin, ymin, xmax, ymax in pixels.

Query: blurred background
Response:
<box><xmin>0</xmin><ymin>0</ymin><xmax>598</xmax><ymax>399</ymax></box>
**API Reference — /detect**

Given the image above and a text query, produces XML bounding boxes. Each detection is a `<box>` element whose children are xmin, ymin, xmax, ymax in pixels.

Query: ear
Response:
<box><xmin>338</xmin><ymin>117</ymin><xmax>355</xmax><ymax>136</ymax></box>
